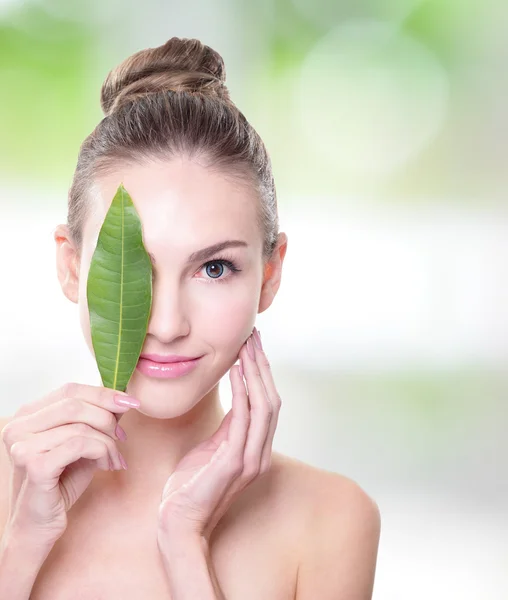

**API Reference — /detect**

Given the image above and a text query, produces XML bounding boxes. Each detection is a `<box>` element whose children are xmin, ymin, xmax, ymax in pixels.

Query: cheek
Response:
<box><xmin>79</xmin><ymin>263</ymin><xmax>259</xmax><ymax>356</ymax></box>
<box><xmin>193</xmin><ymin>284</ymin><xmax>259</xmax><ymax>345</ymax></box>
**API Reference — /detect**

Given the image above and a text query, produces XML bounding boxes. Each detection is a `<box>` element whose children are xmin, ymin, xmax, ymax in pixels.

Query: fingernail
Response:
<box><xmin>114</xmin><ymin>393</ymin><xmax>140</xmax><ymax>408</ymax></box>
<box><xmin>246</xmin><ymin>336</ymin><xmax>255</xmax><ymax>360</ymax></box>
<box><xmin>115</xmin><ymin>424</ymin><xmax>128</xmax><ymax>441</ymax></box>
<box><xmin>119</xmin><ymin>453</ymin><xmax>128</xmax><ymax>470</ymax></box>
<box><xmin>253</xmin><ymin>327</ymin><xmax>263</xmax><ymax>350</ymax></box>
<box><xmin>239</xmin><ymin>358</ymin><xmax>244</xmax><ymax>378</ymax></box>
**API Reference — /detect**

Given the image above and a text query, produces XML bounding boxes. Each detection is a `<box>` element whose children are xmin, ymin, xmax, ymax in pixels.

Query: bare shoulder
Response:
<box><xmin>216</xmin><ymin>449</ymin><xmax>378</xmax><ymax>548</ymax></box>
<box><xmin>271</xmin><ymin>450</ymin><xmax>380</xmax><ymax>517</ymax></box>
<box><xmin>267</xmin><ymin>450</ymin><xmax>381</xmax><ymax>549</ymax></box>
<box><xmin>270</xmin><ymin>451</ymin><xmax>381</xmax><ymax>599</ymax></box>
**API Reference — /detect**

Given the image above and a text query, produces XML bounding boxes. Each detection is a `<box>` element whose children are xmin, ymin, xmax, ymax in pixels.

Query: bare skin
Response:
<box><xmin>27</xmin><ymin>451</ymin><xmax>304</xmax><ymax>599</ymax></box>
<box><xmin>0</xmin><ymin>156</ymin><xmax>380</xmax><ymax>598</ymax></box>
<box><xmin>0</xmin><ymin>423</ymin><xmax>377</xmax><ymax>600</ymax></box>
<box><xmin>57</xmin><ymin>156</ymin><xmax>287</xmax><ymax>491</ymax></box>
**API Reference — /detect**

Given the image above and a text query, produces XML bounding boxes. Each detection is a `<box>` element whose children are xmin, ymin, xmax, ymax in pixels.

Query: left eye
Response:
<box><xmin>203</xmin><ymin>260</ymin><xmax>227</xmax><ymax>279</ymax></box>
<box><xmin>199</xmin><ymin>259</ymin><xmax>240</xmax><ymax>281</ymax></box>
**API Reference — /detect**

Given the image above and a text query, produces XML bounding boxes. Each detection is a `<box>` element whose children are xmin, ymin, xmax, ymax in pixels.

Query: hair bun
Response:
<box><xmin>100</xmin><ymin>37</ymin><xmax>230</xmax><ymax>116</ymax></box>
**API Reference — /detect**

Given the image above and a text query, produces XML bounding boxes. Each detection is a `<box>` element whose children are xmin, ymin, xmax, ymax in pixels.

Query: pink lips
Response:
<box><xmin>136</xmin><ymin>355</ymin><xmax>203</xmax><ymax>379</ymax></box>
<box><xmin>139</xmin><ymin>353</ymin><xmax>199</xmax><ymax>363</ymax></box>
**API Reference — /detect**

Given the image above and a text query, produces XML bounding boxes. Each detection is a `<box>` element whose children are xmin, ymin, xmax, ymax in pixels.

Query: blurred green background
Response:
<box><xmin>1</xmin><ymin>0</ymin><xmax>507</xmax><ymax>597</ymax></box>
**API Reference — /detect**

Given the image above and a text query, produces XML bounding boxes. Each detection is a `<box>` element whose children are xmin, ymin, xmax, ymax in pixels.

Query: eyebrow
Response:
<box><xmin>147</xmin><ymin>240</ymin><xmax>248</xmax><ymax>266</ymax></box>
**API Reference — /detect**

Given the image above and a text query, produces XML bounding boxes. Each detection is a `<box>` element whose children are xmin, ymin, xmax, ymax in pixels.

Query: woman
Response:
<box><xmin>0</xmin><ymin>37</ymin><xmax>380</xmax><ymax>599</ymax></box>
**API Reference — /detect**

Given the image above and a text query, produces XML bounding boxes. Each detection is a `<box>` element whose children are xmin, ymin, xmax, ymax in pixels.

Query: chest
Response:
<box><xmin>29</xmin><ymin>511</ymin><xmax>298</xmax><ymax>600</ymax></box>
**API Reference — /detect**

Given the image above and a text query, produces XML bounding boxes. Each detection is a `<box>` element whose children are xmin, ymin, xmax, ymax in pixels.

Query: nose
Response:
<box><xmin>145</xmin><ymin>280</ymin><xmax>190</xmax><ymax>344</ymax></box>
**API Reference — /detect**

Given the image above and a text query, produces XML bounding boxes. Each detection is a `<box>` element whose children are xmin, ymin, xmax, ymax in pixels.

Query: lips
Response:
<box><xmin>136</xmin><ymin>355</ymin><xmax>202</xmax><ymax>379</ymax></box>
<box><xmin>139</xmin><ymin>353</ymin><xmax>200</xmax><ymax>364</ymax></box>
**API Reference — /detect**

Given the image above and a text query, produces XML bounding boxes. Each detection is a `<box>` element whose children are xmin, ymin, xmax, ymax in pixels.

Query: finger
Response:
<box><xmin>203</xmin><ymin>349</ymin><xmax>272</xmax><ymax>539</ymax></box>
<box><xmin>11</xmin><ymin>438</ymin><xmax>111</xmax><ymax>474</ymax></box>
<box><xmin>13</xmin><ymin>382</ymin><xmax>139</xmax><ymax>422</ymax></box>
<box><xmin>3</xmin><ymin>397</ymin><xmax>130</xmax><ymax>449</ymax></box>
<box><xmin>23</xmin><ymin>436</ymin><xmax>115</xmax><ymax>484</ymax></box>
<box><xmin>199</xmin><ymin>367</ymin><xmax>248</xmax><ymax>537</ymax></box>
<box><xmin>239</xmin><ymin>335</ymin><xmax>273</xmax><ymax>478</ymax></box>
<box><xmin>207</xmin><ymin>408</ymin><xmax>233</xmax><ymax>447</ymax></box>
<box><xmin>162</xmin><ymin>440</ymin><xmax>232</xmax><ymax>518</ymax></box>
<box><xmin>162</xmin><ymin>364</ymin><xmax>249</xmax><ymax>519</ymax></box>
<box><xmin>9</xmin><ymin>423</ymin><xmax>124</xmax><ymax>471</ymax></box>
<box><xmin>251</xmin><ymin>331</ymin><xmax>282</xmax><ymax>471</ymax></box>
<box><xmin>226</xmin><ymin>362</ymin><xmax>251</xmax><ymax>462</ymax></box>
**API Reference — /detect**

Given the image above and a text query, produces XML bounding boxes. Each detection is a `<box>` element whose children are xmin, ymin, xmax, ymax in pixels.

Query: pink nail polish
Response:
<box><xmin>115</xmin><ymin>424</ymin><xmax>128</xmax><ymax>441</ymax></box>
<box><xmin>253</xmin><ymin>327</ymin><xmax>262</xmax><ymax>350</ymax></box>
<box><xmin>114</xmin><ymin>393</ymin><xmax>140</xmax><ymax>408</ymax></box>
<box><xmin>246</xmin><ymin>336</ymin><xmax>255</xmax><ymax>360</ymax></box>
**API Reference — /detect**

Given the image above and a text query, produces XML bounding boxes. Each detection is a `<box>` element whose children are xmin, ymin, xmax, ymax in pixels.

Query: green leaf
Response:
<box><xmin>86</xmin><ymin>183</ymin><xmax>153</xmax><ymax>391</ymax></box>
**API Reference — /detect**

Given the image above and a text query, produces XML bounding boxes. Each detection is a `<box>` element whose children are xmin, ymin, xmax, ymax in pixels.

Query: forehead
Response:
<box><xmin>84</xmin><ymin>157</ymin><xmax>259</xmax><ymax>254</ymax></box>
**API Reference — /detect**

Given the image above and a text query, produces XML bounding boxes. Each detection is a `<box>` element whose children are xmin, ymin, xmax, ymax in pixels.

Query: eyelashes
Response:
<box><xmin>198</xmin><ymin>255</ymin><xmax>242</xmax><ymax>283</ymax></box>
<box><xmin>151</xmin><ymin>254</ymin><xmax>242</xmax><ymax>284</ymax></box>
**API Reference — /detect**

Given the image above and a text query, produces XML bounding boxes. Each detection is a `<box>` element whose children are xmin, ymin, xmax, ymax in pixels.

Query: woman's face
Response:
<box><xmin>75</xmin><ymin>156</ymin><xmax>269</xmax><ymax>417</ymax></box>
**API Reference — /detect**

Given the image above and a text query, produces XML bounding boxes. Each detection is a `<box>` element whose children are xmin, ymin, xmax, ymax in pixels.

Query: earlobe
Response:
<box><xmin>258</xmin><ymin>280</ymin><xmax>275</xmax><ymax>314</ymax></box>
<box><xmin>258</xmin><ymin>261</ymin><xmax>274</xmax><ymax>314</ymax></box>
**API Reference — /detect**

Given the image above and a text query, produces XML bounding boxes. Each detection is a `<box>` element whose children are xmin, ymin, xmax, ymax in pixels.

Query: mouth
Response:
<box><xmin>136</xmin><ymin>355</ymin><xmax>203</xmax><ymax>379</ymax></box>
<box><xmin>139</xmin><ymin>353</ymin><xmax>200</xmax><ymax>363</ymax></box>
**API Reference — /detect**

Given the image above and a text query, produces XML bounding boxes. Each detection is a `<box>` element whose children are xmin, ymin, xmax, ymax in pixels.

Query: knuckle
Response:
<box><xmin>229</xmin><ymin>458</ymin><xmax>244</xmax><ymax>478</ymax></box>
<box><xmin>272</xmin><ymin>395</ymin><xmax>282</xmax><ymax>409</ymax></box>
<box><xmin>242</xmin><ymin>460</ymin><xmax>259</xmax><ymax>480</ymax></box>
<box><xmin>1</xmin><ymin>422</ymin><xmax>15</xmax><ymax>447</ymax></box>
<box><xmin>10</xmin><ymin>441</ymin><xmax>27</xmax><ymax>463</ymax></box>
<box><xmin>73</xmin><ymin>422</ymin><xmax>90</xmax><ymax>436</ymax></box>
<box><xmin>63</xmin><ymin>398</ymin><xmax>83</xmax><ymax>420</ymax></box>
<box><xmin>98</xmin><ymin>386</ymin><xmax>112</xmax><ymax>407</ymax></box>
<box><xmin>61</xmin><ymin>381</ymin><xmax>78</xmax><ymax>399</ymax></box>
<box><xmin>102</xmin><ymin>411</ymin><xmax>118</xmax><ymax>434</ymax></box>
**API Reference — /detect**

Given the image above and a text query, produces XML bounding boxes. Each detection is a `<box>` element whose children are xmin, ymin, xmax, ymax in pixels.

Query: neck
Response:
<box><xmin>89</xmin><ymin>383</ymin><xmax>226</xmax><ymax>501</ymax></box>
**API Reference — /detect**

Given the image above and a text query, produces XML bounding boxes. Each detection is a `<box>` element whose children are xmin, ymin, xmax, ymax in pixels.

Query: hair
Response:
<box><xmin>67</xmin><ymin>36</ymin><xmax>279</xmax><ymax>263</ymax></box>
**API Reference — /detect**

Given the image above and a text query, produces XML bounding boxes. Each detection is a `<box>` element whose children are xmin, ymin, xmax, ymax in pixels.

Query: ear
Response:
<box><xmin>54</xmin><ymin>224</ymin><xmax>81</xmax><ymax>304</ymax></box>
<box><xmin>258</xmin><ymin>232</ymin><xmax>288</xmax><ymax>314</ymax></box>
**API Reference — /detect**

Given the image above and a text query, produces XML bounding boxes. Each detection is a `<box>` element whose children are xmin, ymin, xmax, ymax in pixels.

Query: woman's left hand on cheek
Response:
<box><xmin>157</xmin><ymin>328</ymin><xmax>281</xmax><ymax>545</ymax></box>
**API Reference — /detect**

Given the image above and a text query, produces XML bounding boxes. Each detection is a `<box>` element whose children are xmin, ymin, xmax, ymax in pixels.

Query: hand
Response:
<box><xmin>158</xmin><ymin>328</ymin><xmax>282</xmax><ymax>544</ymax></box>
<box><xmin>1</xmin><ymin>383</ymin><xmax>138</xmax><ymax>545</ymax></box>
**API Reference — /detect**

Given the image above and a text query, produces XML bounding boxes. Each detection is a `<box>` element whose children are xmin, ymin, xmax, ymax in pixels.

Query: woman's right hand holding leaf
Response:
<box><xmin>0</xmin><ymin>382</ymin><xmax>139</xmax><ymax>546</ymax></box>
